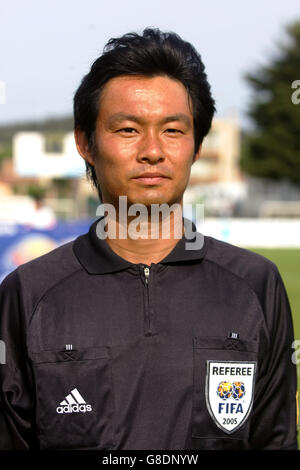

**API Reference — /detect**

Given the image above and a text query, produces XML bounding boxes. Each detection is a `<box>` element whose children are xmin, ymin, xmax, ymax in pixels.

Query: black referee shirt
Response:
<box><xmin>0</xmin><ymin>218</ymin><xmax>298</xmax><ymax>450</ymax></box>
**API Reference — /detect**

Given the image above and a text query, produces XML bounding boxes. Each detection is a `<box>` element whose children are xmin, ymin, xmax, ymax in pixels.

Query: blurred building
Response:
<box><xmin>184</xmin><ymin>117</ymin><xmax>246</xmax><ymax>216</ymax></box>
<box><xmin>6</xmin><ymin>131</ymin><xmax>96</xmax><ymax>221</ymax></box>
<box><xmin>190</xmin><ymin>117</ymin><xmax>241</xmax><ymax>184</ymax></box>
<box><xmin>13</xmin><ymin>132</ymin><xmax>84</xmax><ymax>178</ymax></box>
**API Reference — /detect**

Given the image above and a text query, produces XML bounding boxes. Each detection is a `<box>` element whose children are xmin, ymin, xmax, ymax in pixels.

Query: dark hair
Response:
<box><xmin>73</xmin><ymin>28</ymin><xmax>216</xmax><ymax>199</ymax></box>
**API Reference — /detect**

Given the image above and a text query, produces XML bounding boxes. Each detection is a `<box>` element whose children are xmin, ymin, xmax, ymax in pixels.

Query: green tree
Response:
<box><xmin>241</xmin><ymin>20</ymin><xmax>300</xmax><ymax>183</ymax></box>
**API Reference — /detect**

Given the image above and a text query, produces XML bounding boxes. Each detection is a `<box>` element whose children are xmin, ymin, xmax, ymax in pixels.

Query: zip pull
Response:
<box><xmin>144</xmin><ymin>266</ymin><xmax>150</xmax><ymax>284</ymax></box>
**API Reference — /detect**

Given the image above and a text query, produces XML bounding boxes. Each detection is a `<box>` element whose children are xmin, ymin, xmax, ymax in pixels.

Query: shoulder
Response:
<box><xmin>203</xmin><ymin>235</ymin><xmax>280</xmax><ymax>308</ymax></box>
<box><xmin>0</xmin><ymin>240</ymin><xmax>83</xmax><ymax>313</ymax></box>
<box><xmin>17</xmin><ymin>239</ymin><xmax>79</xmax><ymax>277</ymax></box>
<box><xmin>204</xmin><ymin>235</ymin><xmax>278</xmax><ymax>276</ymax></box>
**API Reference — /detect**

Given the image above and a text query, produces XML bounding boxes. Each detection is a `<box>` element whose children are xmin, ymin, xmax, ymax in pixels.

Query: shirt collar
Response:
<box><xmin>73</xmin><ymin>217</ymin><xmax>207</xmax><ymax>274</ymax></box>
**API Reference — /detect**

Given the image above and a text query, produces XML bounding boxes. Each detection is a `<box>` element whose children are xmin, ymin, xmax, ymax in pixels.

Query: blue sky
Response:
<box><xmin>1</xmin><ymin>0</ymin><xmax>300</xmax><ymax>129</ymax></box>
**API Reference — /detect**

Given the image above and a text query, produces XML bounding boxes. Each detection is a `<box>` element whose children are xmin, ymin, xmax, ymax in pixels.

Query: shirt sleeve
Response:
<box><xmin>0</xmin><ymin>270</ymin><xmax>37</xmax><ymax>450</ymax></box>
<box><xmin>249</xmin><ymin>266</ymin><xmax>298</xmax><ymax>449</ymax></box>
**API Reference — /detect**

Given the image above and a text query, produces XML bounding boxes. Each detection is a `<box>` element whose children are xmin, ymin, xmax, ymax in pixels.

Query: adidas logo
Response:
<box><xmin>56</xmin><ymin>388</ymin><xmax>92</xmax><ymax>414</ymax></box>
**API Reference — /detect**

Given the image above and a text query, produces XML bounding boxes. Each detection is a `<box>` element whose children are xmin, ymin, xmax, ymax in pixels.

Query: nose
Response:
<box><xmin>136</xmin><ymin>130</ymin><xmax>165</xmax><ymax>164</ymax></box>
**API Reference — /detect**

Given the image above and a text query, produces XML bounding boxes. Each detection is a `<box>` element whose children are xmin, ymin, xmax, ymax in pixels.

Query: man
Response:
<box><xmin>0</xmin><ymin>28</ymin><xmax>298</xmax><ymax>450</ymax></box>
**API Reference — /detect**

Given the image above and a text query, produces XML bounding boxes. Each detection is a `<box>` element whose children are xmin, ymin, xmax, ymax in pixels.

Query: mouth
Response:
<box><xmin>132</xmin><ymin>173</ymin><xmax>170</xmax><ymax>185</ymax></box>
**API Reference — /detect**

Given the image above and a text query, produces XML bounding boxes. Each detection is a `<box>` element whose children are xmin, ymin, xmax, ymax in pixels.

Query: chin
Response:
<box><xmin>131</xmin><ymin>196</ymin><xmax>182</xmax><ymax>210</ymax></box>
<box><xmin>131</xmin><ymin>187</ymin><xmax>175</xmax><ymax>203</ymax></box>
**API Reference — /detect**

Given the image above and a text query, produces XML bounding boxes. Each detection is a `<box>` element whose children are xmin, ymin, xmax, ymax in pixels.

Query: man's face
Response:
<box><xmin>76</xmin><ymin>74</ymin><xmax>201</xmax><ymax>208</ymax></box>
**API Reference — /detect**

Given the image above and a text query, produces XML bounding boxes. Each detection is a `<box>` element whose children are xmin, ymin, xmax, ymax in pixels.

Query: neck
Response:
<box><xmin>104</xmin><ymin>204</ymin><xmax>184</xmax><ymax>265</ymax></box>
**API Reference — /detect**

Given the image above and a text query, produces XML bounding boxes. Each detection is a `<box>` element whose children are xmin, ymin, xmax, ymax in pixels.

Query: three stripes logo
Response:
<box><xmin>56</xmin><ymin>388</ymin><xmax>92</xmax><ymax>414</ymax></box>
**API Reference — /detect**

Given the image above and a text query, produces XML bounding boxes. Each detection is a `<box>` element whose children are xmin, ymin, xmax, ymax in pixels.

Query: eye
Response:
<box><xmin>117</xmin><ymin>127</ymin><xmax>137</xmax><ymax>134</ymax></box>
<box><xmin>165</xmin><ymin>128</ymin><xmax>183</xmax><ymax>134</ymax></box>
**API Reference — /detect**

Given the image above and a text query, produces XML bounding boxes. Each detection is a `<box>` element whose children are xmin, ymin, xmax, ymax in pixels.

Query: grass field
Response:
<box><xmin>249</xmin><ymin>248</ymin><xmax>300</xmax><ymax>447</ymax></box>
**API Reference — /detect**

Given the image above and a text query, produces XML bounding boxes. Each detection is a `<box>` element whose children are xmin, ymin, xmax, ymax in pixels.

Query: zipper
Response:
<box><xmin>143</xmin><ymin>266</ymin><xmax>151</xmax><ymax>335</ymax></box>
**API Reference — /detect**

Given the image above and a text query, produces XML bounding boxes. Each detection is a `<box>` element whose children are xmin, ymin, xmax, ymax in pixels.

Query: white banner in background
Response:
<box><xmin>199</xmin><ymin>218</ymin><xmax>300</xmax><ymax>248</ymax></box>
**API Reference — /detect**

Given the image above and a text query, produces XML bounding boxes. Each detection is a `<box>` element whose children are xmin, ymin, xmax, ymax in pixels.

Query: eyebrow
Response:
<box><xmin>107</xmin><ymin>112</ymin><xmax>192</xmax><ymax>127</ymax></box>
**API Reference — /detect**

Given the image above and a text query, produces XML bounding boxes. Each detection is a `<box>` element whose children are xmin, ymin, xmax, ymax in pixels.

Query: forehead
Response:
<box><xmin>98</xmin><ymin>75</ymin><xmax>193</xmax><ymax>120</ymax></box>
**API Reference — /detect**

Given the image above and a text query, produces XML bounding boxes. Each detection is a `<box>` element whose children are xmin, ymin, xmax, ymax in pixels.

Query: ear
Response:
<box><xmin>74</xmin><ymin>128</ymin><xmax>95</xmax><ymax>166</ymax></box>
<box><xmin>192</xmin><ymin>143</ymin><xmax>202</xmax><ymax>164</ymax></box>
